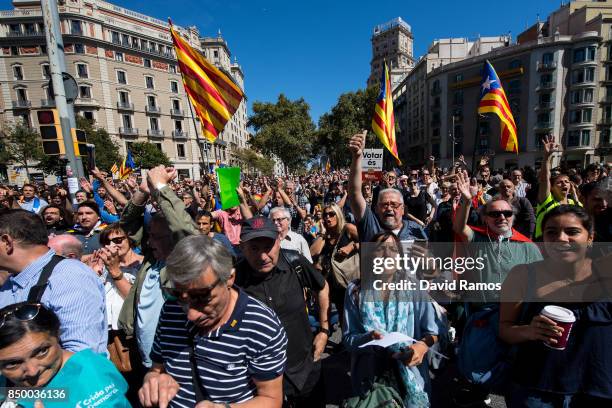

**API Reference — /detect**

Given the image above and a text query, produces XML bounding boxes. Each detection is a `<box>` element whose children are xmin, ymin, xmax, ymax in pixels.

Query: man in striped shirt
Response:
<box><xmin>140</xmin><ymin>235</ymin><xmax>287</xmax><ymax>408</ymax></box>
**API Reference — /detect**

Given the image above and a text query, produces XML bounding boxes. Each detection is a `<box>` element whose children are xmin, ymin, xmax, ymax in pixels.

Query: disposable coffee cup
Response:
<box><xmin>540</xmin><ymin>305</ymin><xmax>576</xmax><ymax>350</ymax></box>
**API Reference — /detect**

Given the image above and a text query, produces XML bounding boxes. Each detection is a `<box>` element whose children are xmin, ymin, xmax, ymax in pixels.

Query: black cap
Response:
<box><xmin>240</xmin><ymin>216</ymin><xmax>278</xmax><ymax>242</ymax></box>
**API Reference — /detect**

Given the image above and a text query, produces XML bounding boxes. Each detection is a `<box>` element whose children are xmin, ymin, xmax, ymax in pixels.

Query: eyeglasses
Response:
<box><xmin>486</xmin><ymin>210</ymin><xmax>514</xmax><ymax>219</ymax></box>
<box><xmin>105</xmin><ymin>236</ymin><xmax>127</xmax><ymax>245</ymax></box>
<box><xmin>162</xmin><ymin>278</ymin><xmax>221</xmax><ymax>305</ymax></box>
<box><xmin>378</xmin><ymin>201</ymin><xmax>402</xmax><ymax>209</ymax></box>
<box><xmin>271</xmin><ymin>217</ymin><xmax>288</xmax><ymax>224</ymax></box>
<box><xmin>322</xmin><ymin>211</ymin><xmax>336</xmax><ymax>219</ymax></box>
<box><xmin>0</xmin><ymin>303</ymin><xmax>41</xmax><ymax>329</ymax></box>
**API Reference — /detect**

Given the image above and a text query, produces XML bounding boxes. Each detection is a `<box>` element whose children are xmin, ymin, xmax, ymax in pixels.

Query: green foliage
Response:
<box><xmin>129</xmin><ymin>141</ymin><xmax>171</xmax><ymax>169</ymax></box>
<box><xmin>2</xmin><ymin>121</ymin><xmax>44</xmax><ymax>177</ymax></box>
<box><xmin>248</xmin><ymin>94</ymin><xmax>315</xmax><ymax>172</ymax></box>
<box><xmin>76</xmin><ymin>116</ymin><xmax>121</xmax><ymax>172</ymax></box>
<box><xmin>232</xmin><ymin>147</ymin><xmax>275</xmax><ymax>175</ymax></box>
<box><xmin>36</xmin><ymin>155</ymin><xmax>67</xmax><ymax>176</ymax></box>
<box><xmin>316</xmin><ymin>86</ymin><xmax>382</xmax><ymax>167</ymax></box>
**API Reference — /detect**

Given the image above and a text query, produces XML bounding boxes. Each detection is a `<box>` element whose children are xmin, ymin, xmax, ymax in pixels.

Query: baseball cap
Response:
<box><xmin>240</xmin><ymin>216</ymin><xmax>278</xmax><ymax>242</ymax></box>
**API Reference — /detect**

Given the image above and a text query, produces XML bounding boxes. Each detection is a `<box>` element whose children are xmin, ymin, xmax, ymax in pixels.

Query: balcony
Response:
<box><xmin>6</xmin><ymin>30</ymin><xmax>43</xmax><ymax>37</ymax></box>
<box><xmin>110</xmin><ymin>38</ymin><xmax>175</xmax><ymax>59</ymax></box>
<box><xmin>172</xmin><ymin>130</ymin><xmax>187</xmax><ymax>139</ymax></box>
<box><xmin>117</xmin><ymin>101</ymin><xmax>134</xmax><ymax>110</ymax></box>
<box><xmin>170</xmin><ymin>108</ymin><xmax>184</xmax><ymax>117</ymax></box>
<box><xmin>145</xmin><ymin>105</ymin><xmax>161</xmax><ymax>114</ymax></box>
<box><xmin>118</xmin><ymin>127</ymin><xmax>138</xmax><ymax>136</ymax></box>
<box><xmin>147</xmin><ymin>129</ymin><xmax>164</xmax><ymax>138</ymax></box>
<box><xmin>12</xmin><ymin>100</ymin><xmax>31</xmax><ymax>108</ymax></box>
<box><xmin>536</xmin><ymin>61</ymin><xmax>557</xmax><ymax>72</ymax></box>
<box><xmin>535</xmin><ymin>121</ymin><xmax>553</xmax><ymax>130</ymax></box>
<box><xmin>535</xmin><ymin>101</ymin><xmax>554</xmax><ymax>111</ymax></box>
<box><xmin>40</xmin><ymin>99</ymin><xmax>55</xmax><ymax>107</ymax></box>
<box><xmin>74</xmin><ymin>97</ymin><xmax>99</xmax><ymax>106</ymax></box>
<box><xmin>535</xmin><ymin>82</ymin><xmax>554</xmax><ymax>92</ymax></box>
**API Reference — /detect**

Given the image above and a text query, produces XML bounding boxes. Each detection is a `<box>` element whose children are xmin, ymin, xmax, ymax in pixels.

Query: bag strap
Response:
<box><xmin>281</xmin><ymin>250</ymin><xmax>308</xmax><ymax>291</ymax></box>
<box><xmin>27</xmin><ymin>255</ymin><xmax>64</xmax><ymax>303</ymax></box>
<box><xmin>188</xmin><ymin>332</ymin><xmax>206</xmax><ymax>403</ymax></box>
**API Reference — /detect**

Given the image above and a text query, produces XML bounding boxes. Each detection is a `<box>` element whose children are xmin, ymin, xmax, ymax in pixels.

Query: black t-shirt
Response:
<box><xmin>234</xmin><ymin>249</ymin><xmax>326</xmax><ymax>391</ymax></box>
<box><xmin>404</xmin><ymin>190</ymin><xmax>428</xmax><ymax>223</ymax></box>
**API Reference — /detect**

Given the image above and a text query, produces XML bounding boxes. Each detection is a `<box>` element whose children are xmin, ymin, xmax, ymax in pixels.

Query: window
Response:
<box><xmin>118</xmin><ymin>91</ymin><xmax>129</xmax><ymax>104</ymax></box>
<box><xmin>172</xmin><ymin>99</ymin><xmax>180</xmax><ymax>110</ymax></box>
<box><xmin>144</xmin><ymin>59</ymin><xmax>151</xmax><ymax>68</ymax></box>
<box><xmin>149</xmin><ymin>117</ymin><xmax>159</xmax><ymax>130</ymax></box>
<box><xmin>79</xmin><ymin>86</ymin><xmax>91</xmax><ymax>98</ymax></box>
<box><xmin>583</xmin><ymin>109</ymin><xmax>592</xmax><ymax>122</ymax></box>
<box><xmin>572</xmin><ymin>68</ymin><xmax>595</xmax><ymax>84</ymax></box>
<box><xmin>147</xmin><ymin>95</ymin><xmax>156</xmax><ymax>107</ymax></box>
<box><xmin>541</xmin><ymin>73</ymin><xmax>553</xmax><ymax>85</ymax></box>
<box><xmin>10</xmin><ymin>46</ymin><xmax>18</xmax><ymax>56</ymax></box>
<box><xmin>145</xmin><ymin>76</ymin><xmax>154</xmax><ymax>89</ymax></box>
<box><xmin>82</xmin><ymin>111</ymin><xmax>94</xmax><ymax>121</ymax></box>
<box><xmin>115</xmin><ymin>52</ymin><xmax>123</xmax><ymax>62</ymax></box>
<box><xmin>571</xmin><ymin>90</ymin><xmax>581</xmax><ymax>104</ymax></box>
<box><xmin>13</xmin><ymin>65</ymin><xmax>23</xmax><ymax>80</ymax></box>
<box><xmin>70</xmin><ymin>20</ymin><xmax>82</xmax><ymax>35</ymax></box>
<box><xmin>174</xmin><ymin>120</ymin><xmax>183</xmax><ymax>131</ymax></box>
<box><xmin>154</xmin><ymin>143</ymin><xmax>162</xmax><ymax>151</ymax></box>
<box><xmin>601</xmin><ymin>129</ymin><xmax>611</xmax><ymax>145</ymax></box>
<box><xmin>169</xmin><ymin>64</ymin><xmax>177</xmax><ymax>74</ymax></box>
<box><xmin>540</xmin><ymin>93</ymin><xmax>552</xmax><ymax>104</ymax></box>
<box><xmin>42</xmin><ymin>64</ymin><xmax>50</xmax><ymax>79</ymax></box>
<box><xmin>581</xmin><ymin>129</ymin><xmax>591</xmax><ymax>146</ymax></box>
<box><xmin>76</xmin><ymin>63</ymin><xmax>88</xmax><ymax>78</ymax></box>
<box><xmin>16</xmin><ymin>88</ymin><xmax>28</xmax><ymax>102</ymax></box>
<box><xmin>170</xmin><ymin>81</ymin><xmax>178</xmax><ymax>93</ymax></box>
<box><xmin>453</xmin><ymin>91</ymin><xmax>463</xmax><ymax>105</ymax></box>
<box><xmin>177</xmin><ymin>143</ymin><xmax>186</xmax><ymax>158</ymax></box>
<box><xmin>111</xmin><ymin>31</ymin><xmax>120</xmax><ymax>44</ymax></box>
<box><xmin>74</xmin><ymin>44</ymin><xmax>84</xmax><ymax>54</ymax></box>
<box><xmin>122</xmin><ymin>114</ymin><xmax>132</xmax><ymax>129</ymax></box>
<box><xmin>573</xmin><ymin>49</ymin><xmax>585</xmax><ymax>63</ymax></box>
<box><xmin>9</xmin><ymin>23</ymin><xmax>20</xmax><ymax>35</ymax></box>
<box><xmin>587</xmin><ymin>46</ymin><xmax>596</xmax><ymax>61</ymax></box>
<box><xmin>117</xmin><ymin>70</ymin><xmax>127</xmax><ymax>84</ymax></box>
<box><xmin>213</xmin><ymin>50</ymin><xmax>219</xmax><ymax>58</ymax></box>
<box><xmin>542</xmin><ymin>52</ymin><xmax>554</xmax><ymax>64</ymax></box>
<box><xmin>584</xmin><ymin>88</ymin><xmax>594</xmax><ymax>103</ymax></box>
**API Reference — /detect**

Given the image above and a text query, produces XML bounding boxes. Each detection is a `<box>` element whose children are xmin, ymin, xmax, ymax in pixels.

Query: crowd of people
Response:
<box><xmin>0</xmin><ymin>132</ymin><xmax>610</xmax><ymax>408</ymax></box>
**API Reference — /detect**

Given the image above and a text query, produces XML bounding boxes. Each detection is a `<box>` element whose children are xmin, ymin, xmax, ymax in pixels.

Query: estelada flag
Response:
<box><xmin>169</xmin><ymin>21</ymin><xmax>245</xmax><ymax>142</ymax></box>
<box><xmin>478</xmin><ymin>60</ymin><xmax>518</xmax><ymax>153</ymax></box>
<box><xmin>372</xmin><ymin>61</ymin><xmax>401</xmax><ymax>165</ymax></box>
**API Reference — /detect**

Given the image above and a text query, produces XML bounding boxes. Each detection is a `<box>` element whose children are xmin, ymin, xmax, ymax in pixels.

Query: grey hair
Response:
<box><xmin>269</xmin><ymin>206</ymin><xmax>291</xmax><ymax>220</ymax></box>
<box><xmin>166</xmin><ymin>235</ymin><xmax>233</xmax><ymax>285</ymax></box>
<box><xmin>377</xmin><ymin>188</ymin><xmax>404</xmax><ymax>205</ymax></box>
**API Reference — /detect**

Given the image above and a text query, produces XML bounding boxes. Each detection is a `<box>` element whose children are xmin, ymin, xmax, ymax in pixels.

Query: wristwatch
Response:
<box><xmin>318</xmin><ymin>327</ymin><xmax>330</xmax><ymax>336</ymax></box>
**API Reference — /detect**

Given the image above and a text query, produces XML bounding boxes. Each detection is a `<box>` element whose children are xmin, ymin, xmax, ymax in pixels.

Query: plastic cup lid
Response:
<box><xmin>541</xmin><ymin>305</ymin><xmax>576</xmax><ymax>323</ymax></box>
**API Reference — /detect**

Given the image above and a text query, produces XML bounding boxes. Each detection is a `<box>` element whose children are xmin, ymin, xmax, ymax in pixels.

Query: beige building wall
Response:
<box><xmin>368</xmin><ymin>17</ymin><xmax>414</xmax><ymax>88</ymax></box>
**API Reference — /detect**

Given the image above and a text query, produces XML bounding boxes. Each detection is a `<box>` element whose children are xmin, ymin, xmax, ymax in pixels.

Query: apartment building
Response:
<box><xmin>0</xmin><ymin>0</ymin><xmax>249</xmax><ymax>181</ymax></box>
<box><xmin>368</xmin><ymin>17</ymin><xmax>415</xmax><ymax>88</ymax></box>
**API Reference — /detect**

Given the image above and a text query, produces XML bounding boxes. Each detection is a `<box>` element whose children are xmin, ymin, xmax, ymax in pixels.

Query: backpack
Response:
<box><xmin>457</xmin><ymin>266</ymin><xmax>535</xmax><ymax>388</ymax></box>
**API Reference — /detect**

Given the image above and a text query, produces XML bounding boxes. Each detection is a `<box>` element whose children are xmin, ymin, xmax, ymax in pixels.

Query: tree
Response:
<box><xmin>248</xmin><ymin>94</ymin><xmax>315</xmax><ymax>172</ymax></box>
<box><xmin>130</xmin><ymin>141</ymin><xmax>171</xmax><ymax>169</ymax></box>
<box><xmin>1</xmin><ymin>122</ymin><xmax>44</xmax><ymax>179</ymax></box>
<box><xmin>316</xmin><ymin>86</ymin><xmax>382</xmax><ymax>168</ymax></box>
<box><xmin>76</xmin><ymin>116</ymin><xmax>121</xmax><ymax>172</ymax></box>
<box><xmin>232</xmin><ymin>147</ymin><xmax>275</xmax><ymax>175</ymax></box>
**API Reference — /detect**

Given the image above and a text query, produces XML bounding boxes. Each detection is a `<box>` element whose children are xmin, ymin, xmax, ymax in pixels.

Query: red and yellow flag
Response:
<box><xmin>478</xmin><ymin>60</ymin><xmax>518</xmax><ymax>153</ymax></box>
<box><xmin>169</xmin><ymin>22</ymin><xmax>244</xmax><ymax>142</ymax></box>
<box><xmin>372</xmin><ymin>62</ymin><xmax>401</xmax><ymax>164</ymax></box>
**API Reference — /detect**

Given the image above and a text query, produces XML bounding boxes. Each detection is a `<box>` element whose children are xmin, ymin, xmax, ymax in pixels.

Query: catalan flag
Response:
<box><xmin>325</xmin><ymin>158</ymin><xmax>331</xmax><ymax>173</ymax></box>
<box><xmin>119</xmin><ymin>149</ymin><xmax>135</xmax><ymax>180</ymax></box>
<box><xmin>478</xmin><ymin>60</ymin><xmax>518</xmax><ymax>153</ymax></box>
<box><xmin>110</xmin><ymin>162</ymin><xmax>118</xmax><ymax>175</ymax></box>
<box><xmin>169</xmin><ymin>21</ymin><xmax>244</xmax><ymax>142</ymax></box>
<box><xmin>372</xmin><ymin>61</ymin><xmax>401</xmax><ymax>164</ymax></box>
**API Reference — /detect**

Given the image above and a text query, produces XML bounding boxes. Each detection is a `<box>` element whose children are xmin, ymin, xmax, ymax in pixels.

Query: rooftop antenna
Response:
<box><xmin>217</xmin><ymin>29</ymin><xmax>222</xmax><ymax>38</ymax></box>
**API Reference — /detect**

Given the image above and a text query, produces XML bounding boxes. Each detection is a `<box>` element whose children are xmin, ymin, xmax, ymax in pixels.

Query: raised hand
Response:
<box><xmin>349</xmin><ymin>130</ymin><xmax>367</xmax><ymax>158</ymax></box>
<box><xmin>542</xmin><ymin>134</ymin><xmax>559</xmax><ymax>158</ymax></box>
<box><xmin>456</xmin><ymin>170</ymin><xmax>472</xmax><ymax>200</ymax></box>
<box><xmin>79</xmin><ymin>177</ymin><xmax>93</xmax><ymax>193</ymax></box>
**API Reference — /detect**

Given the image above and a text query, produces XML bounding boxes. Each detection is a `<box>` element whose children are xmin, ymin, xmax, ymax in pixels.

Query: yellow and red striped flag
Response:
<box><xmin>478</xmin><ymin>60</ymin><xmax>518</xmax><ymax>153</ymax></box>
<box><xmin>169</xmin><ymin>22</ymin><xmax>244</xmax><ymax>142</ymax></box>
<box><xmin>110</xmin><ymin>162</ymin><xmax>118</xmax><ymax>175</ymax></box>
<box><xmin>372</xmin><ymin>62</ymin><xmax>401</xmax><ymax>164</ymax></box>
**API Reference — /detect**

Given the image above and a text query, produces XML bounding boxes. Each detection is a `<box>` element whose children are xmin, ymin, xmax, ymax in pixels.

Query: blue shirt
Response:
<box><xmin>92</xmin><ymin>180</ymin><xmax>120</xmax><ymax>224</ymax></box>
<box><xmin>19</xmin><ymin>196</ymin><xmax>48</xmax><ymax>214</ymax></box>
<box><xmin>0</xmin><ymin>250</ymin><xmax>107</xmax><ymax>354</ymax></box>
<box><xmin>151</xmin><ymin>288</ymin><xmax>288</xmax><ymax>406</ymax></box>
<box><xmin>357</xmin><ymin>206</ymin><xmax>427</xmax><ymax>244</ymax></box>
<box><xmin>135</xmin><ymin>261</ymin><xmax>165</xmax><ymax>368</ymax></box>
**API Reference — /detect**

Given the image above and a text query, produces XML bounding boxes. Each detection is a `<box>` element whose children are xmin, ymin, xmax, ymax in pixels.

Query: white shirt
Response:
<box><xmin>101</xmin><ymin>268</ymin><xmax>136</xmax><ymax>330</ymax></box>
<box><xmin>280</xmin><ymin>230</ymin><xmax>313</xmax><ymax>263</ymax></box>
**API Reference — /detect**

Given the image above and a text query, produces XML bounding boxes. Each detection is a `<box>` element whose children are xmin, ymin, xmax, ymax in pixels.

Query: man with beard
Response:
<box><xmin>535</xmin><ymin>135</ymin><xmax>581</xmax><ymax>239</ymax></box>
<box><xmin>41</xmin><ymin>204</ymin><xmax>70</xmax><ymax>235</ymax></box>
<box><xmin>453</xmin><ymin>170</ymin><xmax>542</xmax><ymax>303</ymax></box>
<box><xmin>347</xmin><ymin>131</ymin><xmax>426</xmax><ymax>243</ymax></box>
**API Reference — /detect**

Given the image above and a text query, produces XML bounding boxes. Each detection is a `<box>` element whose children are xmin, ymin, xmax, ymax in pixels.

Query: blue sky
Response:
<box><xmin>3</xmin><ymin>0</ymin><xmax>562</xmax><ymax>123</ymax></box>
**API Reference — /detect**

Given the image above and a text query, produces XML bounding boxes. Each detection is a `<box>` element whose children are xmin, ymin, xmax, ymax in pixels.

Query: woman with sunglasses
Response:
<box><xmin>499</xmin><ymin>206</ymin><xmax>612</xmax><ymax>407</ymax></box>
<box><xmin>0</xmin><ymin>303</ymin><xmax>130</xmax><ymax>407</ymax></box>
<box><xmin>310</xmin><ymin>203</ymin><xmax>359</xmax><ymax>321</ymax></box>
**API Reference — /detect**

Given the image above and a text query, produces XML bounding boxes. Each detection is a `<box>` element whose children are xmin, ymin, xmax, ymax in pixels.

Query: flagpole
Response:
<box><xmin>185</xmin><ymin>95</ymin><xmax>210</xmax><ymax>175</ymax></box>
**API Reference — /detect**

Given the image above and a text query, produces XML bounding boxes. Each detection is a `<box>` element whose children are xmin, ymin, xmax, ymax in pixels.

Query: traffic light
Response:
<box><xmin>71</xmin><ymin>128</ymin><xmax>87</xmax><ymax>157</ymax></box>
<box><xmin>37</xmin><ymin>109</ymin><xmax>65</xmax><ymax>155</ymax></box>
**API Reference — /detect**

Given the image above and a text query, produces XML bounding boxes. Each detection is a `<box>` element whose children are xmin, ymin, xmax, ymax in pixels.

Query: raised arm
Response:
<box><xmin>453</xmin><ymin>170</ymin><xmax>474</xmax><ymax>242</ymax></box>
<box><xmin>348</xmin><ymin>130</ymin><xmax>368</xmax><ymax>221</ymax></box>
<box><xmin>91</xmin><ymin>167</ymin><xmax>128</xmax><ymax>207</ymax></box>
<box><xmin>538</xmin><ymin>134</ymin><xmax>557</xmax><ymax>204</ymax></box>
<box><xmin>237</xmin><ymin>183</ymin><xmax>254</xmax><ymax>220</ymax></box>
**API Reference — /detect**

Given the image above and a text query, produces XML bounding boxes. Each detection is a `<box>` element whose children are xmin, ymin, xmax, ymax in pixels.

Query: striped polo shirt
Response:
<box><xmin>151</xmin><ymin>287</ymin><xmax>288</xmax><ymax>407</ymax></box>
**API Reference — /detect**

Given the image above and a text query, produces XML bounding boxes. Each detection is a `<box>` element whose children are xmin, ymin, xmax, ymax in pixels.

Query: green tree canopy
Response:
<box><xmin>248</xmin><ymin>94</ymin><xmax>315</xmax><ymax>172</ymax></box>
<box><xmin>2</xmin><ymin>121</ymin><xmax>44</xmax><ymax>178</ymax></box>
<box><xmin>232</xmin><ymin>147</ymin><xmax>275</xmax><ymax>175</ymax></box>
<box><xmin>76</xmin><ymin>116</ymin><xmax>121</xmax><ymax>172</ymax></box>
<box><xmin>130</xmin><ymin>141</ymin><xmax>171</xmax><ymax>169</ymax></box>
<box><xmin>316</xmin><ymin>86</ymin><xmax>382</xmax><ymax>168</ymax></box>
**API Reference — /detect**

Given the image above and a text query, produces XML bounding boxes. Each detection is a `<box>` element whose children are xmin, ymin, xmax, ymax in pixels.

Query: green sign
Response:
<box><xmin>215</xmin><ymin>167</ymin><xmax>241</xmax><ymax>209</ymax></box>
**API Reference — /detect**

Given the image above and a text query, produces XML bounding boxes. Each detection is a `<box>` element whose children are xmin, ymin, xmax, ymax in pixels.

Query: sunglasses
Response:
<box><xmin>271</xmin><ymin>217</ymin><xmax>288</xmax><ymax>224</ymax></box>
<box><xmin>0</xmin><ymin>303</ymin><xmax>41</xmax><ymax>329</ymax></box>
<box><xmin>322</xmin><ymin>212</ymin><xmax>336</xmax><ymax>218</ymax></box>
<box><xmin>379</xmin><ymin>201</ymin><xmax>402</xmax><ymax>209</ymax></box>
<box><xmin>105</xmin><ymin>236</ymin><xmax>127</xmax><ymax>245</ymax></box>
<box><xmin>486</xmin><ymin>210</ymin><xmax>514</xmax><ymax>219</ymax></box>
<box><xmin>162</xmin><ymin>277</ymin><xmax>221</xmax><ymax>304</ymax></box>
